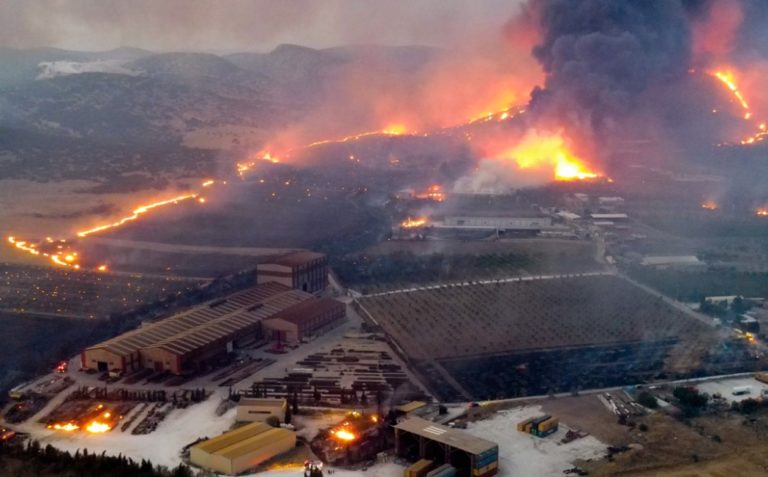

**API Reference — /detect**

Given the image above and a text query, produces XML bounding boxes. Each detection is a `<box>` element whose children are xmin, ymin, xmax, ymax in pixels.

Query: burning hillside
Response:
<box><xmin>8</xmin><ymin>1</ymin><xmax>768</xmax><ymax>271</ymax></box>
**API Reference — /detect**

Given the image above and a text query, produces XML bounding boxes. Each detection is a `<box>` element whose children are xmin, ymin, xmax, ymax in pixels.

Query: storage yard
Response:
<box><xmin>357</xmin><ymin>273</ymin><xmax>713</xmax><ymax>400</ymax></box>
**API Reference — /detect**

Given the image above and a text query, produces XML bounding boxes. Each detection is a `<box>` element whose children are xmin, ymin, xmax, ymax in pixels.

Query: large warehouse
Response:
<box><xmin>395</xmin><ymin>417</ymin><xmax>499</xmax><ymax>477</ymax></box>
<box><xmin>257</xmin><ymin>251</ymin><xmax>328</xmax><ymax>293</ymax></box>
<box><xmin>262</xmin><ymin>297</ymin><xmax>345</xmax><ymax>344</ymax></box>
<box><xmin>82</xmin><ymin>282</ymin><xmax>345</xmax><ymax>375</ymax></box>
<box><xmin>190</xmin><ymin>422</ymin><xmax>296</xmax><ymax>475</ymax></box>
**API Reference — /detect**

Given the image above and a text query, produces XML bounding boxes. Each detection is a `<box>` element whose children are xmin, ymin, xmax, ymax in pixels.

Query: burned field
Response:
<box><xmin>357</xmin><ymin>274</ymin><xmax>721</xmax><ymax>401</ymax></box>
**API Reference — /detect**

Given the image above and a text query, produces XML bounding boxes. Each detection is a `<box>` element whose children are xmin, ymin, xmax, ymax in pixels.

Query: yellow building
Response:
<box><xmin>190</xmin><ymin>422</ymin><xmax>296</xmax><ymax>475</ymax></box>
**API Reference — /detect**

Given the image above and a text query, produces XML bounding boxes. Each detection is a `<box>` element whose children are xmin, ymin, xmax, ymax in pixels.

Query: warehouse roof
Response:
<box><xmin>194</xmin><ymin>422</ymin><xmax>272</xmax><ymax>454</ymax></box>
<box><xmin>215</xmin><ymin>427</ymin><xmax>294</xmax><ymax>459</ymax></box>
<box><xmin>394</xmin><ymin>416</ymin><xmax>497</xmax><ymax>455</ymax></box>
<box><xmin>263</xmin><ymin>297</ymin><xmax>344</xmax><ymax>327</ymax></box>
<box><xmin>641</xmin><ymin>255</ymin><xmax>703</xmax><ymax>266</ymax></box>
<box><xmin>262</xmin><ymin>251</ymin><xmax>325</xmax><ymax>267</ymax></box>
<box><xmin>147</xmin><ymin>289</ymin><xmax>313</xmax><ymax>355</ymax></box>
<box><xmin>87</xmin><ymin>282</ymin><xmax>307</xmax><ymax>358</ymax></box>
<box><xmin>239</xmin><ymin>398</ymin><xmax>287</xmax><ymax>407</ymax></box>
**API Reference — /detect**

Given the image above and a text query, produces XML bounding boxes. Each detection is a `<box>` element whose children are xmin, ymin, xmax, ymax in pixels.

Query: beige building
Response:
<box><xmin>82</xmin><ymin>282</ymin><xmax>314</xmax><ymax>375</ymax></box>
<box><xmin>236</xmin><ymin>398</ymin><xmax>287</xmax><ymax>423</ymax></box>
<box><xmin>190</xmin><ymin>422</ymin><xmax>296</xmax><ymax>475</ymax></box>
<box><xmin>257</xmin><ymin>251</ymin><xmax>328</xmax><ymax>293</ymax></box>
<box><xmin>262</xmin><ymin>297</ymin><xmax>345</xmax><ymax>344</ymax></box>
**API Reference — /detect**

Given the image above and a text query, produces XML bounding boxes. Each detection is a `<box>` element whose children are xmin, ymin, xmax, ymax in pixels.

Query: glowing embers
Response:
<box><xmin>415</xmin><ymin>184</ymin><xmax>446</xmax><ymax>202</ymax></box>
<box><xmin>49</xmin><ymin>422</ymin><xmax>79</xmax><ymax>432</ymax></box>
<box><xmin>401</xmin><ymin>217</ymin><xmax>429</xmax><ymax>229</ymax></box>
<box><xmin>498</xmin><ymin>130</ymin><xmax>601</xmax><ymax>182</ymax></box>
<box><xmin>48</xmin><ymin>405</ymin><xmax>115</xmax><ymax>434</ymax></box>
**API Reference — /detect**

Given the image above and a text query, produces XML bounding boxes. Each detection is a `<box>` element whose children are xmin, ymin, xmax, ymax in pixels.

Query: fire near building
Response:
<box><xmin>190</xmin><ymin>421</ymin><xmax>296</xmax><ymax>475</ymax></box>
<box><xmin>81</xmin><ymin>282</ymin><xmax>345</xmax><ymax>375</ymax></box>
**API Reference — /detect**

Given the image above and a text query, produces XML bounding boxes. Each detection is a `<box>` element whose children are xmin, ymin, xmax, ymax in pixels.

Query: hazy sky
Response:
<box><xmin>1</xmin><ymin>0</ymin><xmax>525</xmax><ymax>52</ymax></box>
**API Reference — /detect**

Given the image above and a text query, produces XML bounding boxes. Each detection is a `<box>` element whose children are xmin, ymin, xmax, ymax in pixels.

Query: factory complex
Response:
<box><xmin>81</xmin><ymin>251</ymin><xmax>344</xmax><ymax>376</ymax></box>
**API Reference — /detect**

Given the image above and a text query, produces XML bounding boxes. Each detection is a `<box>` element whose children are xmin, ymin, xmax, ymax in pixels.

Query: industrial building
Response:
<box><xmin>257</xmin><ymin>251</ymin><xmax>328</xmax><ymax>293</ymax></box>
<box><xmin>395</xmin><ymin>417</ymin><xmax>498</xmax><ymax>477</ymax></box>
<box><xmin>435</xmin><ymin>215</ymin><xmax>552</xmax><ymax>231</ymax></box>
<box><xmin>640</xmin><ymin>255</ymin><xmax>705</xmax><ymax>269</ymax></box>
<box><xmin>236</xmin><ymin>398</ymin><xmax>287</xmax><ymax>423</ymax></box>
<box><xmin>262</xmin><ymin>297</ymin><xmax>345</xmax><ymax>344</ymax></box>
<box><xmin>82</xmin><ymin>282</ymin><xmax>345</xmax><ymax>375</ymax></box>
<box><xmin>190</xmin><ymin>422</ymin><xmax>296</xmax><ymax>475</ymax></box>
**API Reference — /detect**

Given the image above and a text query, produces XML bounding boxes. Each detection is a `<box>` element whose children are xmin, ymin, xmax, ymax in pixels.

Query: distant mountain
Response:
<box><xmin>130</xmin><ymin>52</ymin><xmax>243</xmax><ymax>79</ymax></box>
<box><xmin>0</xmin><ymin>44</ymin><xmax>440</xmax><ymax>180</ymax></box>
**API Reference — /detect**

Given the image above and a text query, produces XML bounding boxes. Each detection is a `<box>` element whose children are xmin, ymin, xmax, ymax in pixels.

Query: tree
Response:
<box><xmin>636</xmin><ymin>390</ymin><xmax>659</xmax><ymax>409</ymax></box>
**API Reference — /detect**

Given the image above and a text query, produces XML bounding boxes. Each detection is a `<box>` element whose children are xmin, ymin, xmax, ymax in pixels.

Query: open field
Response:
<box><xmin>358</xmin><ymin>274</ymin><xmax>705</xmax><ymax>361</ymax></box>
<box><xmin>337</xmin><ymin>239</ymin><xmax>600</xmax><ymax>293</ymax></box>
<box><xmin>357</xmin><ymin>273</ymin><xmax>720</xmax><ymax>400</ymax></box>
<box><xmin>0</xmin><ymin>263</ymin><xmax>200</xmax><ymax>318</ymax></box>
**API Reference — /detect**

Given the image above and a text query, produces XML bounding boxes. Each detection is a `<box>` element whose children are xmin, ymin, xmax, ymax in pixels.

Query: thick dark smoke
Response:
<box><xmin>524</xmin><ymin>0</ymin><xmax>696</xmax><ymax>154</ymax></box>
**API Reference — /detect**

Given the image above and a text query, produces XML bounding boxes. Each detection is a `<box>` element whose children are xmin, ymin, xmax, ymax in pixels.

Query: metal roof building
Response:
<box><xmin>257</xmin><ymin>251</ymin><xmax>328</xmax><ymax>293</ymax></box>
<box><xmin>395</xmin><ymin>417</ymin><xmax>498</xmax><ymax>477</ymax></box>
<box><xmin>190</xmin><ymin>422</ymin><xmax>296</xmax><ymax>475</ymax></box>
<box><xmin>262</xmin><ymin>297</ymin><xmax>346</xmax><ymax>344</ymax></box>
<box><xmin>81</xmin><ymin>282</ymin><xmax>340</xmax><ymax>374</ymax></box>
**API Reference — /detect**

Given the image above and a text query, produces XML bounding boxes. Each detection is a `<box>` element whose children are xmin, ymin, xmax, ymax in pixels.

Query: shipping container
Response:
<box><xmin>405</xmin><ymin>459</ymin><xmax>434</xmax><ymax>477</ymax></box>
<box><xmin>517</xmin><ymin>417</ymin><xmax>535</xmax><ymax>432</ymax></box>
<box><xmin>472</xmin><ymin>461</ymin><xmax>498</xmax><ymax>477</ymax></box>
<box><xmin>528</xmin><ymin>415</ymin><xmax>551</xmax><ymax>432</ymax></box>
<box><xmin>534</xmin><ymin>417</ymin><xmax>559</xmax><ymax>436</ymax></box>
<box><xmin>426</xmin><ymin>464</ymin><xmax>456</xmax><ymax>477</ymax></box>
<box><xmin>733</xmin><ymin>385</ymin><xmax>752</xmax><ymax>396</ymax></box>
<box><xmin>475</xmin><ymin>454</ymin><xmax>498</xmax><ymax>468</ymax></box>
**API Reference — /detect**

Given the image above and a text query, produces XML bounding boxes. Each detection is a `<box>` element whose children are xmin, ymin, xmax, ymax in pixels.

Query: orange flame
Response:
<box><xmin>498</xmin><ymin>130</ymin><xmax>601</xmax><ymax>181</ymax></box>
<box><xmin>756</xmin><ymin>208</ymin><xmax>768</xmax><ymax>217</ymax></box>
<box><xmin>333</xmin><ymin>429</ymin><xmax>356</xmax><ymax>442</ymax></box>
<box><xmin>76</xmin><ymin>193</ymin><xmax>199</xmax><ymax>238</ymax></box>
<box><xmin>701</xmin><ymin>200</ymin><xmax>718</xmax><ymax>210</ymax></box>
<box><xmin>401</xmin><ymin>217</ymin><xmax>428</xmax><ymax>229</ymax></box>
<box><xmin>710</xmin><ymin>69</ymin><xmax>768</xmax><ymax>145</ymax></box>
<box><xmin>415</xmin><ymin>184</ymin><xmax>446</xmax><ymax>202</ymax></box>
<box><xmin>50</xmin><ymin>422</ymin><xmax>79</xmax><ymax>432</ymax></box>
<box><xmin>85</xmin><ymin>420</ymin><xmax>111</xmax><ymax>433</ymax></box>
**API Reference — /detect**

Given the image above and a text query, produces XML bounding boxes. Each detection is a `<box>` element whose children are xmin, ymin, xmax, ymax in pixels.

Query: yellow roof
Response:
<box><xmin>397</xmin><ymin>401</ymin><xmax>427</xmax><ymax>413</ymax></box>
<box><xmin>215</xmin><ymin>428</ymin><xmax>294</xmax><ymax>460</ymax></box>
<box><xmin>193</xmin><ymin>422</ymin><xmax>271</xmax><ymax>454</ymax></box>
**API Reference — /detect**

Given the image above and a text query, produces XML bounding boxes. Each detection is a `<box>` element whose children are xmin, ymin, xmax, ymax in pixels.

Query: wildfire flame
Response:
<box><xmin>76</xmin><ymin>193</ymin><xmax>199</xmax><ymax>238</ymax></box>
<box><xmin>2</xmin><ymin>105</ymin><xmax>549</xmax><ymax>272</ymax></box>
<box><xmin>710</xmin><ymin>69</ymin><xmax>768</xmax><ymax>145</ymax></box>
<box><xmin>498</xmin><ymin>130</ymin><xmax>601</xmax><ymax>181</ymax></box>
<box><xmin>701</xmin><ymin>200</ymin><xmax>718</xmax><ymax>210</ymax></box>
<box><xmin>401</xmin><ymin>217</ymin><xmax>428</xmax><ymax>228</ymax></box>
<box><xmin>756</xmin><ymin>208</ymin><xmax>768</xmax><ymax>217</ymax></box>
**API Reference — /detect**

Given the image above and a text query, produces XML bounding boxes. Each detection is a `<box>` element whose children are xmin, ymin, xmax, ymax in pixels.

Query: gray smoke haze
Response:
<box><xmin>0</xmin><ymin>0</ymin><xmax>524</xmax><ymax>52</ymax></box>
